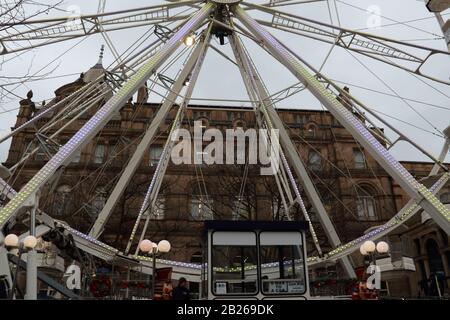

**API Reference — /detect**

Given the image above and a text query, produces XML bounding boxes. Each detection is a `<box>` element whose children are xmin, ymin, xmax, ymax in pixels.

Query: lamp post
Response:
<box><xmin>360</xmin><ymin>240</ymin><xmax>389</xmax><ymax>266</ymax></box>
<box><xmin>360</xmin><ymin>240</ymin><xmax>389</xmax><ymax>297</ymax></box>
<box><xmin>1</xmin><ymin>234</ymin><xmax>37</xmax><ymax>299</ymax></box>
<box><xmin>139</xmin><ymin>239</ymin><xmax>171</xmax><ymax>299</ymax></box>
<box><xmin>25</xmin><ymin>193</ymin><xmax>39</xmax><ymax>300</ymax></box>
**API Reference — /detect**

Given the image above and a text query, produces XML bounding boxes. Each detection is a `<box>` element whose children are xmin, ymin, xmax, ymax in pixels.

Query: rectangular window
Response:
<box><xmin>108</xmin><ymin>144</ymin><xmax>117</xmax><ymax>161</ymax></box>
<box><xmin>191</xmin><ymin>197</ymin><xmax>214</xmax><ymax>220</ymax></box>
<box><xmin>228</xmin><ymin>112</ymin><xmax>244</xmax><ymax>122</ymax></box>
<box><xmin>308</xmin><ymin>150</ymin><xmax>322</xmax><ymax>171</ymax></box>
<box><xmin>232</xmin><ymin>197</ymin><xmax>250</xmax><ymax>220</ymax></box>
<box><xmin>357</xmin><ymin>197</ymin><xmax>376</xmax><ymax>220</ymax></box>
<box><xmin>295</xmin><ymin>114</ymin><xmax>309</xmax><ymax>125</ymax></box>
<box><xmin>353</xmin><ymin>149</ymin><xmax>366</xmax><ymax>169</ymax></box>
<box><xmin>93</xmin><ymin>144</ymin><xmax>105</xmax><ymax>164</ymax></box>
<box><xmin>149</xmin><ymin>146</ymin><xmax>163</xmax><ymax>166</ymax></box>
<box><xmin>260</xmin><ymin>231</ymin><xmax>306</xmax><ymax>295</ymax></box>
<box><xmin>193</xmin><ymin>110</ymin><xmax>211</xmax><ymax>120</ymax></box>
<box><xmin>146</xmin><ymin>196</ymin><xmax>165</xmax><ymax>220</ymax></box>
<box><xmin>72</xmin><ymin>149</ymin><xmax>81</xmax><ymax>163</ymax></box>
<box><xmin>212</xmin><ymin>231</ymin><xmax>258</xmax><ymax>295</ymax></box>
<box><xmin>60</xmin><ymin>140</ymin><xmax>80</xmax><ymax>163</ymax></box>
<box><xmin>92</xmin><ymin>191</ymin><xmax>107</xmax><ymax>214</ymax></box>
<box><xmin>272</xmin><ymin>199</ymin><xmax>287</xmax><ymax>220</ymax></box>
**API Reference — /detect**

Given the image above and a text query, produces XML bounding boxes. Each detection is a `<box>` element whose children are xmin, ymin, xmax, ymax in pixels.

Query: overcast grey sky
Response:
<box><xmin>0</xmin><ymin>0</ymin><xmax>449</xmax><ymax>165</ymax></box>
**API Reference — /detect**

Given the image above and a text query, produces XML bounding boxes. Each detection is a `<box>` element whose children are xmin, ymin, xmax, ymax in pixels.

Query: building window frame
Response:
<box><xmin>149</xmin><ymin>145</ymin><xmax>163</xmax><ymax>167</ymax></box>
<box><xmin>232</xmin><ymin>196</ymin><xmax>250</xmax><ymax>221</ymax></box>
<box><xmin>308</xmin><ymin>150</ymin><xmax>322</xmax><ymax>171</ymax></box>
<box><xmin>93</xmin><ymin>144</ymin><xmax>105</xmax><ymax>164</ymax></box>
<box><xmin>353</xmin><ymin>148</ymin><xmax>366</xmax><ymax>169</ymax></box>
<box><xmin>190</xmin><ymin>194</ymin><xmax>214</xmax><ymax>221</ymax></box>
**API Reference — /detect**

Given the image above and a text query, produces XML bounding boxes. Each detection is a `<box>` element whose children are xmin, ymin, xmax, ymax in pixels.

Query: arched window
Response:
<box><xmin>355</xmin><ymin>185</ymin><xmax>378</xmax><ymax>221</ymax></box>
<box><xmin>306</xmin><ymin>123</ymin><xmax>317</xmax><ymax>138</ymax></box>
<box><xmin>353</xmin><ymin>149</ymin><xmax>366</xmax><ymax>169</ymax></box>
<box><xmin>54</xmin><ymin>185</ymin><xmax>73</xmax><ymax>216</ymax></box>
<box><xmin>190</xmin><ymin>184</ymin><xmax>213</xmax><ymax>221</ymax></box>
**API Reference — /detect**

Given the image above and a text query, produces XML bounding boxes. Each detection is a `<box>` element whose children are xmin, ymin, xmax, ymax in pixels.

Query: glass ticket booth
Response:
<box><xmin>202</xmin><ymin>221</ymin><xmax>310</xmax><ymax>300</ymax></box>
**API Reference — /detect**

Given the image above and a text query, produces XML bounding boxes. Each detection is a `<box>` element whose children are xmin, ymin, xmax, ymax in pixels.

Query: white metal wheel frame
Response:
<box><xmin>0</xmin><ymin>1</ymin><xmax>448</xmax><ymax>281</ymax></box>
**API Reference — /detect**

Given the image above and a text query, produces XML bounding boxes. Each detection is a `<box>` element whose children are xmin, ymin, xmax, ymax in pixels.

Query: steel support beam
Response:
<box><xmin>234</xmin><ymin>5</ymin><xmax>450</xmax><ymax>235</ymax></box>
<box><xmin>89</xmin><ymin>18</ymin><xmax>214</xmax><ymax>239</ymax></box>
<box><xmin>0</xmin><ymin>1</ymin><xmax>199</xmax><ymax>55</ymax></box>
<box><xmin>242</xmin><ymin>1</ymin><xmax>450</xmax><ymax>85</ymax></box>
<box><xmin>0</xmin><ymin>3</ymin><xmax>215</xmax><ymax>230</ymax></box>
<box><xmin>312</xmin><ymin>172</ymin><xmax>450</xmax><ymax>265</ymax></box>
<box><xmin>125</xmin><ymin>26</ymin><xmax>213</xmax><ymax>254</ymax></box>
<box><xmin>229</xmin><ymin>31</ymin><xmax>355</xmax><ymax>278</ymax></box>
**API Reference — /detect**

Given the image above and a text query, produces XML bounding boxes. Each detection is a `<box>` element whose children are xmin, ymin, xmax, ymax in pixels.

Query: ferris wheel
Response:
<box><xmin>0</xmin><ymin>0</ymin><xmax>449</xmax><ymax>283</ymax></box>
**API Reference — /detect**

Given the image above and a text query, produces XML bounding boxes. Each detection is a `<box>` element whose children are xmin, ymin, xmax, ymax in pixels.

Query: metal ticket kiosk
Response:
<box><xmin>202</xmin><ymin>221</ymin><xmax>310</xmax><ymax>300</ymax></box>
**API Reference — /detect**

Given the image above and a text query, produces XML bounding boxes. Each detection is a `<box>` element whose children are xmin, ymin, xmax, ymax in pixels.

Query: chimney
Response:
<box><xmin>137</xmin><ymin>82</ymin><xmax>149</xmax><ymax>105</ymax></box>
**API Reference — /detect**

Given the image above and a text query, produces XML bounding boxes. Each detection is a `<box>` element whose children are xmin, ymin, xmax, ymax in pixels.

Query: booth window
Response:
<box><xmin>259</xmin><ymin>231</ymin><xmax>306</xmax><ymax>295</ymax></box>
<box><xmin>211</xmin><ymin>231</ymin><xmax>258</xmax><ymax>295</ymax></box>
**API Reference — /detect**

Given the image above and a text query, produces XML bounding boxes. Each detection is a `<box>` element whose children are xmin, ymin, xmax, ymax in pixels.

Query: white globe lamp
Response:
<box><xmin>158</xmin><ymin>240</ymin><xmax>171</xmax><ymax>253</ymax></box>
<box><xmin>139</xmin><ymin>239</ymin><xmax>153</xmax><ymax>253</ymax></box>
<box><xmin>376</xmin><ymin>241</ymin><xmax>389</xmax><ymax>254</ymax></box>
<box><xmin>4</xmin><ymin>234</ymin><xmax>19</xmax><ymax>248</ymax></box>
<box><xmin>23</xmin><ymin>235</ymin><xmax>37</xmax><ymax>249</ymax></box>
<box><xmin>362</xmin><ymin>240</ymin><xmax>376</xmax><ymax>254</ymax></box>
<box><xmin>359</xmin><ymin>244</ymin><xmax>368</xmax><ymax>256</ymax></box>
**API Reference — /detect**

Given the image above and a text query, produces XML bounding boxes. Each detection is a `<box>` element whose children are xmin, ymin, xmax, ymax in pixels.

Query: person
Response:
<box><xmin>172</xmin><ymin>277</ymin><xmax>190</xmax><ymax>300</ymax></box>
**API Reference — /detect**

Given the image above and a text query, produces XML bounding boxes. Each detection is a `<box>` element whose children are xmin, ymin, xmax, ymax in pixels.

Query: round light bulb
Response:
<box><xmin>23</xmin><ymin>235</ymin><xmax>37</xmax><ymax>249</ymax></box>
<box><xmin>359</xmin><ymin>244</ymin><xmax>368</xmax><ymax>256</ymax></box>
<box><xmin>184</xmin><ymin>35</ymin><xmax>195</xmax><ymax>47</ymax></box>
<box><xmin>362</xmin><ymin>240</ymin><xmax>376</xmax><ymax>253</ymax></box>
<box><xmin>158</xmin><ymin>240</ymin><xmax>171</xmax><ymax>253</ymax></box>
<box><xmin>4</xmin><ymin>234</ymin><xmax>19</xmax><ymax>248</ymax></box>
<box><xmin>139</xmin><ymin>239</ymin><xmax>153</xmax><ymax>253</ymax></box>
<box><xmin>376</xmin><ymin>241</ymin><xmax>389</xmax><ymax>254</ymax></box>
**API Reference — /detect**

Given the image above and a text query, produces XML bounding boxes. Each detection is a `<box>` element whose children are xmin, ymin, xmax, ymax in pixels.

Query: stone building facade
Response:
<box><xmin>2</xmin><ymin>63</ymin><xmax>449</xmax><ymax>298</ymax></box>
